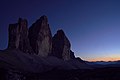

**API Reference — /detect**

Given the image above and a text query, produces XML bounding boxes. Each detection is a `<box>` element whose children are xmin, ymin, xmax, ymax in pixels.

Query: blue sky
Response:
<box><xmin>0</xmin><ymin>0</ymin><xmax>120</xmax><ymax>61</ymax></box>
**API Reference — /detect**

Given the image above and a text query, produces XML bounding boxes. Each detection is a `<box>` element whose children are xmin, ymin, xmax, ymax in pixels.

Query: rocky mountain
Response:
<box><xmin>29</xmin><ymin>16</ymin><xmax>52</xmax><ymax>57</ymax></box>
<box><xmin>51</xmin><ymin>30</ymin><xmax>71</xmax><ymax>60</ymax></box>
<box><xmin>0</xmin><ymin>15</ymin><xmax>91</xmax><ymax>80</ymax></box>
<box><xmin>70</xmin><ymin>50</ymin><xmax>75</xmax><ymax>59</ymax></box>
<box><xmin>2</xmin><ymin>15</ymin><xmax>119</xmax><ymax>80</ymax></box>
<box><xmin>8</xmin><ymin>18</ymin><xmax>33</xmax><ymax>54</ymax></box>
<box><xmin>8</xmin><ymin>15</ymin><xmax>76</xmax><ymax>60</ymax></box>
<box><xmin>6</xmin><ymin>15</ymin><xmax>87</xmax><ymax>67</ymax></box>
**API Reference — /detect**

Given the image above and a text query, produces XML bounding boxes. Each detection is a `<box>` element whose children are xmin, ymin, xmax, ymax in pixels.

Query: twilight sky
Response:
<box><xmin>0</xmin><ymin>0</ymin><xmax>120</xmax><ymax>61</ymax></box>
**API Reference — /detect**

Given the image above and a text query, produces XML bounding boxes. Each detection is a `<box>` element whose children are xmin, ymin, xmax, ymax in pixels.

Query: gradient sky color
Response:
<box><xmin>0</xmin><ymin>0</ymin><xmax>120</xmax><ymax>61</ymax></box>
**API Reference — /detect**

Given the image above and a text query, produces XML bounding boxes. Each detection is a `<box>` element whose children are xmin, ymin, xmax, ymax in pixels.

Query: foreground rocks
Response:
<box><xmin>0</xmin><ymin>49</ymin><xmax>90</xmax><ymax>73</ymax></box>
<box><xmin>1</xmin><ymin>67</ymin><xmax>120</xmax><ymax>80</ymax></box>
<box><xmin>0</xmin><ymin>49</ymin><xmax>88</xmax><ymax>79</ymax></box>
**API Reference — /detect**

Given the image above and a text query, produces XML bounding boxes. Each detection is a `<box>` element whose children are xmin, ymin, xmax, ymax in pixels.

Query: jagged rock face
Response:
<box><xmin>29</xmin><ymin>16</ymin><xmax>52</xmax><ymax>57</ymax></box>
<box><xmin>8</xmin><ymin>23</ymin><xmax>19</xmax><ymax>49</ymax></box>
<box><xmin>70</xmin><ymin>50</ymin><xmax>75</xmax><ymax>59</ymax></box>
<box><xmin>52</xmin><ymin>30</ymin><xmax>71</xmax><ymax>60</ymax></box>
<box><xmin>8</xmin><ymin>18</ymin><xmax>33</xmax><ymax>54</ymax></box>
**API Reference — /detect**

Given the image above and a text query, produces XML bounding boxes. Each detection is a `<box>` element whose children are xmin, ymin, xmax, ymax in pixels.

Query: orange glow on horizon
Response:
<box><xmin>85</xmin><ymin>55</ymin><xmax>120</xmax><ymax>62</ymax></box>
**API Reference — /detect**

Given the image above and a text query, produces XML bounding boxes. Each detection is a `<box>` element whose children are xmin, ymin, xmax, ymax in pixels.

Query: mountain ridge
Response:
<box><xmin>0</xmin><ymin>15</ymin><xmax>91</xmax><ymax>80</ymax></box>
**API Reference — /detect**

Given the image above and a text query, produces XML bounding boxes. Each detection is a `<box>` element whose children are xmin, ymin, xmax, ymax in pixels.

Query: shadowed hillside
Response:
<box><xmin>0</xmin><ymin>15</ymin><xmax>120</xmax><ymax>80</ymax></box>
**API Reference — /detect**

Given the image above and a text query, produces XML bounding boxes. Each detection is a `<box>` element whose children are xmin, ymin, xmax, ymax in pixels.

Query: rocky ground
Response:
<box><xmin>0</xmin><ymin>67</ymin><xmax>120</xmax><ymax>80</ymax></box>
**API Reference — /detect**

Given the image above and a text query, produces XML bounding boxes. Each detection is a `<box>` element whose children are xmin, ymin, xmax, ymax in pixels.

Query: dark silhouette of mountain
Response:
<box><xmin>0</xmin><ymin>15</ymin><xmax>120</xmax><ymax>80</ymax></box>
<box><xmin>51</xmin><ymin>29</ymin><xmax>71</xmax><ymax>60</ymax></box>
<box><xmin>8</xmin><ymin>18</ymin><xmax>33</xmax><ymax>54</ymax></box>
<box><xmin>29</xmin><ymin>16</ymin><xmax>52</xmax><ymax>56</ymax></box>
<box><xmin>0</xmin><ymin>15</ymin><xmax>91</xmax><ymax>80</ymax></box>
<box><xmin>8</xmin><ymin>15</ymin><xmax>77</xmax><ymax>60</ymax></box>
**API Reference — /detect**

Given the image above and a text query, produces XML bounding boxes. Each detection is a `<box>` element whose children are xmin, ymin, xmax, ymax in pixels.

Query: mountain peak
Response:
<box><xmin>8</xmin><ymin>15</ymin><xmax>76</xmax><ymax>60</ymax></box>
